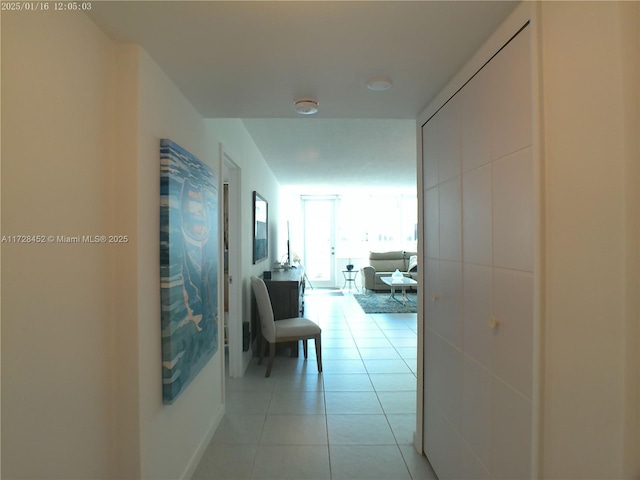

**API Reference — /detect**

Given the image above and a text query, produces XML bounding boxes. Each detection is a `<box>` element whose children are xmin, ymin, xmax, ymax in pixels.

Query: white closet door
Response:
<box><xmin>422</xmin><ymin>23</ymin><xmax>534</xmax><ymax>480</ymax></box>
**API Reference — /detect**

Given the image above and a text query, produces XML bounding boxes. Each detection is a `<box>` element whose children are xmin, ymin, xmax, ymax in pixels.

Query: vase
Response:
<box><xmin>392</xmin><ymin>268</ymin><xmax>403</xmax><ymax>281</ymax></box>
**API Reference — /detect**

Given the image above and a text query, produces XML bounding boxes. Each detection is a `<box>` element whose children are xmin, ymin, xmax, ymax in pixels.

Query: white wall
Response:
<box><xmin>130</xmin><ymin>48</ymin><xmax>225</xmax><ymax>480</ymax></box>
<box><xmin>2</xmin><ymin>10</ymin><xmax>263</xmax><ymax>480</ymax></box>
<box><xmin>207</xmin><ymin>119</ymin><xmax>281</xmax><ymax>278</ymax></box>
<box><xmin>206</xmin><ymin>119</ymin><xmax>281</xmax><ymax>374</ymax></box>
<box><xmin>538</xmin><ymin>2</ymin><xmax>639</xmax><ymax>477</ymax></box>
<box><xmin>2</xmin><ymin>10</ymin><xmax>116</xmax><ymax>479</ymax></box>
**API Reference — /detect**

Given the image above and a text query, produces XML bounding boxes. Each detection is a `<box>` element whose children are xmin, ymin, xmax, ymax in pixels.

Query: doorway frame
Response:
<box><xmin>221</xmin><ymin>144</ymin><xmax>246</xmax><ymax>378</ymax></box>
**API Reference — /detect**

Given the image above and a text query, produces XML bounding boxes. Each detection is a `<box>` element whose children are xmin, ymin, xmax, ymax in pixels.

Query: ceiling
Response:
<box><xmin>88</xmin><ymin>1</ymin><xmax>519</xmax><ymax>192</ymax></box>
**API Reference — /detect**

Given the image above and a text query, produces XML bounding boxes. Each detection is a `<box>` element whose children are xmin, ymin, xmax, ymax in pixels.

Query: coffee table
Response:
<box><xmin>381</xmin><ymin>276</ymin><xmax>417</xmax><ymax>305</ymax></box>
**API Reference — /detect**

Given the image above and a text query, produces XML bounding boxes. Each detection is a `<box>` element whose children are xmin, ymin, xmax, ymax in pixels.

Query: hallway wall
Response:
<box><xmin>538</xmin><ymin>2</ymin><xmax>639</xmax><ymax>477</ymax></box>
<box><xmin>2</xmin><ymin>10</ymin><xmax>281</xmax><ymax>480</ymax></box>
<box><xmin>117</xmin><ymin>46</ymin><xmax>225</xmax><ymax>480</ymax></box>
<box><xmin>2</xmin><ymin>10</ymin><xmax>117</xmax><ymax>479</ymax></box>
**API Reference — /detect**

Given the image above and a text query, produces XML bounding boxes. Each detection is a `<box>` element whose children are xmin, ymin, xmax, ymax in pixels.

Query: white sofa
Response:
<box><xmin>361</xmin><ymin>251</ymin><xmax>418</xmax><ymax>291</ymax></box>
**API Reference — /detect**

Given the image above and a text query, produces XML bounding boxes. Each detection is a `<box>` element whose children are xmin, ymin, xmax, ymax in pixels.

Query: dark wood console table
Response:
<box><xmin>264</xmin><ymin>266</ymin><xmax>305</xmax><ymax>319</ymax></box>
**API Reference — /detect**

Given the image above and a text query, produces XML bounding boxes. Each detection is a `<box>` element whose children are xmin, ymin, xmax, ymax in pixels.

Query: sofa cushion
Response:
<box><xmin>372</xmin><ymin>260</ymin><xmax>402</xmax><ymax>272</ymax></box>
<box><xmin>369</xmin><ymin>251</ymin><xmax>405</xmax><ymax>261</ymax></box>
<box><xmin>369</xmin><ymin>251</ymin><xmax>406</xmax><ymax>272</ymax></box>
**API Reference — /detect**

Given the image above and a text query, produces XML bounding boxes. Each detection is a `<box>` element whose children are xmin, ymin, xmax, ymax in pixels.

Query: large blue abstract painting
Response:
<box><xmin>160</xmin><ymin>139</ymin><xmax>218</xmax><ymax>404</ymax></box>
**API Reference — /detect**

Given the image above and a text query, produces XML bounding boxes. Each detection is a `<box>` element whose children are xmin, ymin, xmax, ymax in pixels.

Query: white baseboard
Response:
<box><xmin>181</xmin><ymin>404</ymin><xmax>225</xmax><ymax>480</ymax></box>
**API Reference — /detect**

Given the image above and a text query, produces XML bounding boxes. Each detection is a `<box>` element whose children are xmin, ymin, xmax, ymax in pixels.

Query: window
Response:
<box><xmin>336</xmin><ymin>193</ymin><xmax>417</xmax><ymax>257</ymax></box>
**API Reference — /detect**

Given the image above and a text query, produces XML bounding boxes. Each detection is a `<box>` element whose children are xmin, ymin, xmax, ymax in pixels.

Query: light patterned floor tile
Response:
<box><xmin>260</xmin><ymin>414</ymin><xmax>327</xmax><ymax>445</ymax></box>
<box><xmin>324</xmin><ymin>391</ymin><xmax>383</xmax><ymax>414</ymax></box>
<box><xmin>320</xmin><ymin>359</ymin><xmax>367</xmax><ymax>374</ymax></box>
<box><xmin>267</xmin><ymin>390</ymin><xmax>325</xmax><ymax>415</ymax></box>
<box><xmin>212</xmin><ymin>414</ymin><xmax>266</xmax><ymax>445</ymax></box>
<box><xmin>326</xmin><ymin>414</ymin><xmax>395</xmax><ymax>445</ymax></box>
<box><xmin>329</xmin><ymin>445</ymin><xmax>411</xmax><ymax>480</ymax></box>
<box><xmin>251</xmin><ymin>445</ymin><xmax>330</xmax><ymax>479</ymax></box>
<box><xmin>363</xmin><ymin>359</ymin><xmax>413</xmax><ymax>374</ymax></box>
<box><xmin>323</xmin><ymin>373</ymin><xmax>373</xmax><ymax>392</ymax></box>
<box><xmin>193</xmin><ymin>444</ymin><xmax>257</xmax><ymax>480</ymax></box>
<box><xmin>377</xmin><ymin>391</ymin><xmax>417</xmax><ymax>414</ymax></box>
<box><xmin>369</xmin><ymin>373</ymin><xmax>417</xmax><ymax>392</ymax></box>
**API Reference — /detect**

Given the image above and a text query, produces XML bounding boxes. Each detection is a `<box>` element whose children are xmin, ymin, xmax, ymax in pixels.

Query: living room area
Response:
<box><xmin>281</xmin><ymin>190</ymin><xmax>418</xmax><ymax>293</ymax></box>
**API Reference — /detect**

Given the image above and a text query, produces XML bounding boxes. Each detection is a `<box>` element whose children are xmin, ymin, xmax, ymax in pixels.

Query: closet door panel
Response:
<box><xmin>491</xmin><ymin>378</ymin><xmax>532</xmax><ymax>480</ymax></box>
<box><xmin>461</xmin><ymin>442</ymin><xmax>491</xmax><ymax>480</ymax></box>
<box><xmin>425</xmin><ymin>186</ymin><xmax>440</xmax><ymax>259</ymax></box>
<box><xmin>424</xmin><ymin>404</ymin><xmax>464</xmax><ymax>480</ymax></box>
<box><xmin>492</xmin><ymin>147</ymin><xmax>534</xmax><ymax>272</ymax></box>
<box><xmin>430</xmin><ymin>331</ymin><xmax>463</xmax><ymax>432</ymax></box>
<box><xmin>437</xmin><ymin>260</ymin><xmax>462</xmax><ymax>348</ymax></box>
<box><xmin>424</xmin><ymin>259</ymin><xmax>440</xmax><ymax>332</ymax></box>
<box><xmin>426</xmin><ymin>332</ymin><xmax>463</xmax><ymax>434</ymax></box>
<box><xmin>424</xmin><ymin>328</ymin><xmax>440</xmax><ymax>414</ymax></box>
<box><xmin>438</xmin><ymin>177</ymin><xmax>461</xmax><ymax>262</ymax></box>
<box><xmin>462</xmin><ymin>356</ymin><xmax>492</xmax><ymax>469</ymax></box>
<box><xmin>490</xmin><ymin>26</ymin><xmax>533</xmax><ymax>161</ymax></box>
<box><xmin>463</xmin><ymin>164</ymin><xmax>492</xmax><ymax>266</ymax></box>
<box><xmin>437</xmin><ymin>98</ymin><xmax>461</xmax><ymax>183</ymax></box>
<box><xmin>461</xmin><ymin>67</ymin><xmax>492</xmax><ymax>173</ymax></box>
<box><xmin>423</xmin><ymin>123</ymin><xmax>439</xmax><ymax>189</ymax></box>
<box><xmin>462</xmin><ymin>263</ymin><xmax>492</xmax><ymax>368</ymax></box>
<box><xmin>492</xmin><ymin>268</ymin><xmax>534</xmax><ymax>399</ymax></box>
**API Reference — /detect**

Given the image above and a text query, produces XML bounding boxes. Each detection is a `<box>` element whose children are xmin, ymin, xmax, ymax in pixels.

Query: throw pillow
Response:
<box><xmin>407</xmin><ymin>255</ymin><xmax>418</xmax><ymax>272</ymax></box>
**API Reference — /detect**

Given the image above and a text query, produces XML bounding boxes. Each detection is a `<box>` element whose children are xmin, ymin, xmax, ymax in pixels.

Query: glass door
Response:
<box><xmin>302</xmin><ymin>197</ymin><xmax>337</xmax><ymax>288</ymax></box>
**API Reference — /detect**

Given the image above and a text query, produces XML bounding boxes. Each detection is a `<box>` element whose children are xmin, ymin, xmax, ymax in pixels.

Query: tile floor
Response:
<box><xmin>193</xmin><ymin>290</ymin><xmax>437</xmax><ymax>480</ymax></box>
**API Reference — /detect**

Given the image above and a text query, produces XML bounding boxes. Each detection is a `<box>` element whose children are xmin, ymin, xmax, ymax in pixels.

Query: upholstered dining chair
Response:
<box><xmin>251</xmin><ymin>276</ymin><xmax>322</xmax><ymax>377</ymax></box>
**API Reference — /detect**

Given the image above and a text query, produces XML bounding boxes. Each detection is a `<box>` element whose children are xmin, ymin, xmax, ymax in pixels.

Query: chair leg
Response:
<box><xmin>303</xmin><ymin>339</ymin><xmax>308</xmax><ymax>359</ymax></box>
<box><xmin>314</xmin><ymin>334</ymin><xmax>322</xmax><ymax>373</ymax></box>
<box><xmin>258</xmin><ymin>336</ymin><xmax>267</xmax><ymax>365</ymax></box>
<box><xmin>265</xmin><ymin>342</ymin><xmax>275</xmax><ymax>377</ymax></box>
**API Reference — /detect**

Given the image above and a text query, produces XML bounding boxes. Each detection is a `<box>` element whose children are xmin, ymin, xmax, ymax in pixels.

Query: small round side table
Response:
<box><xmin>342</xmin><ymin>269</ymin><xmax>359</xmax><ymax>291</ymax></box>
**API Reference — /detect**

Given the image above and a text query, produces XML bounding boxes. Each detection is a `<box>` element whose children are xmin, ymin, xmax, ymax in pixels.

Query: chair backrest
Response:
<box><xmin>251</xmin><ymin>276</ymin><xmax>276</xmax><ymax>343</ymax></box>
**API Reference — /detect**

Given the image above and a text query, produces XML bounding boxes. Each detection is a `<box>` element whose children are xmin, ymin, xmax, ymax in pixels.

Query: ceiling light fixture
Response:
<box><xmin>294</xmin><ymin>99</ymin><xmax>319</xmax><ymax>115</ymax></box>
<box><xmin>366</xmin><ymin>76</ymin><xmax>393</xmax><ymax>91</ymax></box>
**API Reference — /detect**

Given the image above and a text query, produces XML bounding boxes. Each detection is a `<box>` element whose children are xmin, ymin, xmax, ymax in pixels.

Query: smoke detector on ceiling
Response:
<box><xmin>294</xmin><ymin>99</ymin><xmax>319</xmax><ymax>115</ymax></box>
<box><xmin>366</xmin><ymin>76</ymin><xmax>393</xmax><ymax>91</ymax></box>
